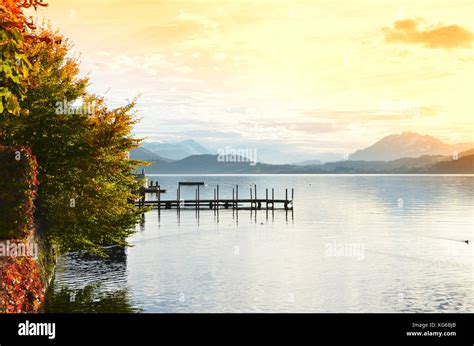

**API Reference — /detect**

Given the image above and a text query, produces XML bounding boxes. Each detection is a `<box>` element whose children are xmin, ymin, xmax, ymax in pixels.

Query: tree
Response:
<box><xmin>1</xmin><ymin>22</ymin><xmax>146</xmax><ymax>254</ymax></box>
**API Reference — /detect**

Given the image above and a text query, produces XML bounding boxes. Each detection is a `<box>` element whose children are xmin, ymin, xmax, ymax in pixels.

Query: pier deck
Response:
<box><xmin>136</xmin><ymin>183</ymin><xmax>294</xmax><ymax>210</ymax></box>
<box><xmin>136</xmin><ymin>198</ymin><xmax>293</xmax><ymax>210</ymax></box>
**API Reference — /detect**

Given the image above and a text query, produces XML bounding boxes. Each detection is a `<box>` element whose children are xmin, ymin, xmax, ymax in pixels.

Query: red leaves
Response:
<box><xmin>19</xmin><ymin>1</ymin><xmax>48</xmax><ymax>9</ymax></box>
<box><xmin>0</xmin><ymin>145</ymin><xmax>38</xmax><ymax>239</ymax></box>
<box><xmin>0</xmin><ymin>256</ymin><xmax>44</xmax><ymax>313</ymax></box>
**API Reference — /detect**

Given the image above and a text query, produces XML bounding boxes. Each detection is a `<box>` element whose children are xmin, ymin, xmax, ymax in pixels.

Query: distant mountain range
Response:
<box><xmin>141</xmin><ymin>140</ymin><xmax>212</xmax><ymax>160</ymax></box>
<box><xmin>131</xmin><ymin>150</ymin><xmax>474</xmax><ymax>174</ymax></box>
<box><xmin>349</xmin><ymin>131</ymin><xmax>473</xmax><ymax>162</ymax></box>
<box><xmin>130</xmin><ymin>133</ymin><xmax>474</xmax><ymax>174</ymax></box>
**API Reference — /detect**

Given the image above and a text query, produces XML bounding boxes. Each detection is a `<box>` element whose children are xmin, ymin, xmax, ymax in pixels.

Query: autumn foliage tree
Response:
<box><xmin>1</xmin><ymin>2</ymin><xmax>146</xmax><ymax>255</ymax></box>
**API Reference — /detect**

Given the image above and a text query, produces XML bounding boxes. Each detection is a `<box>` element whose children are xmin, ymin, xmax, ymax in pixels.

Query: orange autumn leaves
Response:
<box><xmin>0</xmin><ymin>0</ymin><xmax>33</xmax><ymax>30</ymax></box>
<box><xmin>0</xmin><ymin>0</ymin><xmax>40</xmax><ymax>115</ymax></box>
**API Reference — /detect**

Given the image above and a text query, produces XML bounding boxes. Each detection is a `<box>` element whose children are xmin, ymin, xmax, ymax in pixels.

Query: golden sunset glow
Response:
<box><xmin>2</xmin><ymin>0</ymin><xmax>474</xmax><ymax>322</ymax></box>
<box><xmin>31</xmin><ymin>0</ymin><xmax>474</xmax><ymax>162</ymax></box>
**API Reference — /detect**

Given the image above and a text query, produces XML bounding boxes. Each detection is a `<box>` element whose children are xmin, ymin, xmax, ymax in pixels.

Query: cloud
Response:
<box><xmin>383</xmin><ymin>19</ymin><xmax>473</xmax><ymax>49</ymax></box>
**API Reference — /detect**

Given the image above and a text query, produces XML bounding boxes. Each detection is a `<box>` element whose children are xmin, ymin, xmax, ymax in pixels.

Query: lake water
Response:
<box><xmin>45</xmin><ymin>175</ymin><xmax>474</xmax><ymax>313</ymax></box>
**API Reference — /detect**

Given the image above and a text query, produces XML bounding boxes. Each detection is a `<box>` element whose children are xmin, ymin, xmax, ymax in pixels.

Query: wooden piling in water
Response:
<box><xmin>250</xmin><ymin>188</ymin><xmax>253</xmax><ymax>209</ymax></box>
<box><xmin>272</xmin><ymin>188</ymin><xmax>275</xmax><ymax>210</ymax></box>
<box><xmin>177</xmin><ymin>188</ymin><xmax>180</xmax><ymax>211</ymax></box>
<box><xmin>236</xmin><ymin>184</ymin><xmax>239</xmax><ymax>209</ymax></box>
<box><xmin>266</xmin><ymin>188</ymin><xmax>268</xmax><ymax>210</ymax></box>
<box><xmin>232</xmin><ymin>187</ymin><xmax>235</xmax><ymax>209</ymax></box>
<box><xmin>197</xmin><ymin>185</ymin><xmax>200</xmax><ymax>207</ymax></box>
<box><xmin>213</xmin><ymin>188</ymin><xmax>216</xmax><ymax>210</ymax></box>
<box><xmin>158</xmin><ymin>186</ymin><xmax>161</xmax><ymax>211</ymax></box>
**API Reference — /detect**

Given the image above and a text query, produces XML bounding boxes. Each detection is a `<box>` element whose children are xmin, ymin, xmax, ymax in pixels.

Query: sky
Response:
<box><xmin>30</xmin><ymin>0</ymin><xmax>474</xmax><ymax>163</ymax></box>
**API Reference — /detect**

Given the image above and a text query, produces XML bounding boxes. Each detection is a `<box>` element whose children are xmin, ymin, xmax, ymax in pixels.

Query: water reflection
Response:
<box><xmin>45</xmin><ymin>246</ymin><xmax>137</xmax><ymax>313</ymax></box>
<box><xmin>44</xmin><ymin>284</ymin><xmax>139</xmax><ymax>313</ymax></box>
<box><xmin>155</xmin><ymin>204</ymin><xmax>294</xmax><ymax>226</ymax></box>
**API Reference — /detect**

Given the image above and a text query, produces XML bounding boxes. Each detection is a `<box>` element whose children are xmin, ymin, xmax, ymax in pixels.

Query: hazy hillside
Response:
<box><xmin>130</xmin><ymin>147</ymin><xmax>173</xmax><ymax>163</ymax></box>
<box><xmin>134</xmin><ymin>150</ymin><xmax>474</xmax><ymax>174</ymax></box>
<box><xmin>142</xmin><ymin>140</ymin><xmax>212</xmax><ymax>160</ymax></box>
<box><xmin>350</xmin><ymin>132</ymin><xmax>474</xmax><ymax>162</ymax></box>
<box><xmin>294</xmin><ymin>159</ymin><xmax>323</xmax><ymax>166</ymax></box>
<box><xmin>140</xmin><ymin>154</ymin><xmax>296</xmax><ymax>174</ymax></box>
<box><xmin>459</xmin><ymin>148</ymin><xmax>474</xmax><ymax>157</ymax></box>
<box><xmin>427</xmin><ymin>155</ymin><xmax>474</xmax><ymax>174</ymax></box>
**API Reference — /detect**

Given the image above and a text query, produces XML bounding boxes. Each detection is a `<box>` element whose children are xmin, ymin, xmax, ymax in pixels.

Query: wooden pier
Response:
<box><xmin>136</xmin><ymin>183</ymin><xmax>294</xmax><ymax>211</ymax></box>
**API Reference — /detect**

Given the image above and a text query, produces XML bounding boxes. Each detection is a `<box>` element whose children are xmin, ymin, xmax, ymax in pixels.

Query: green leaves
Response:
<box><xmin>6</xmin><ymin>92</ymin><xmax>20</xmax><ymax>115</ymax></box>
<box><xmin>1</xmin><ymin>26</ymin><xmax>144</xmax><ymax>255</ymax></box>
<box><xmin>0</xmin><ymin>26</ymin><xmax>28</xmax><ymax>117</ymax></box>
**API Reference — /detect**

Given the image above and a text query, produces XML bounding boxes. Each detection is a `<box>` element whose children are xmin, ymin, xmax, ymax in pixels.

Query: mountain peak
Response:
<box><xmin>350</xmin><ymin>132</ymin><xmax>473</xmax><ymax>162</ymax></box>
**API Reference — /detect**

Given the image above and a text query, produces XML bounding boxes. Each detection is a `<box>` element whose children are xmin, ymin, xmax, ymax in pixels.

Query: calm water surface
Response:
<box><xmin>45</xmin><ymin>175</ymin><xmax>474</xmax><ymax>313</ymax></box>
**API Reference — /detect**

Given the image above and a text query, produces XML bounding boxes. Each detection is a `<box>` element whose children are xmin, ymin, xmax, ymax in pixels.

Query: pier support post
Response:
<box><xmin>291</xmin><ymin>188</ymin><xmax>294</xmax><ymax>209</ymax></box>
<box><xmin>158</xmin><ymin>186</ymin><xmax>161</xmax><ymax>211</ymax></box>
<box><xmin>177</xmin><ymin>188</ymin><xmax>180</xmax><ymax>211</ymax></box>
<box><xmin>266</xmin><ymin>188</ymin><xmax>268</xmax><ymax>210</ymax></box>
<box><xmin>272</xmin><ymin>188</ymin><xmax>275</xmax><ymax>210</ymax></box>
<box><xmin>250</xmin><ymin>188</ymin><xmax>253</xmax><ymax>209</ymax></box>
<box><xmin>214</xmin><ymin>188</ymin><xmax>216</xmax><ymax>210</ymax></box>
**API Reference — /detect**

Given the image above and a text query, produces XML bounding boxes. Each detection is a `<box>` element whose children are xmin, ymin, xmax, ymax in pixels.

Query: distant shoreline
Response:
<box><xmin>134</xmin><ymin>152</ymin><xmax>474</xmax><ymax>175</ymax></box>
